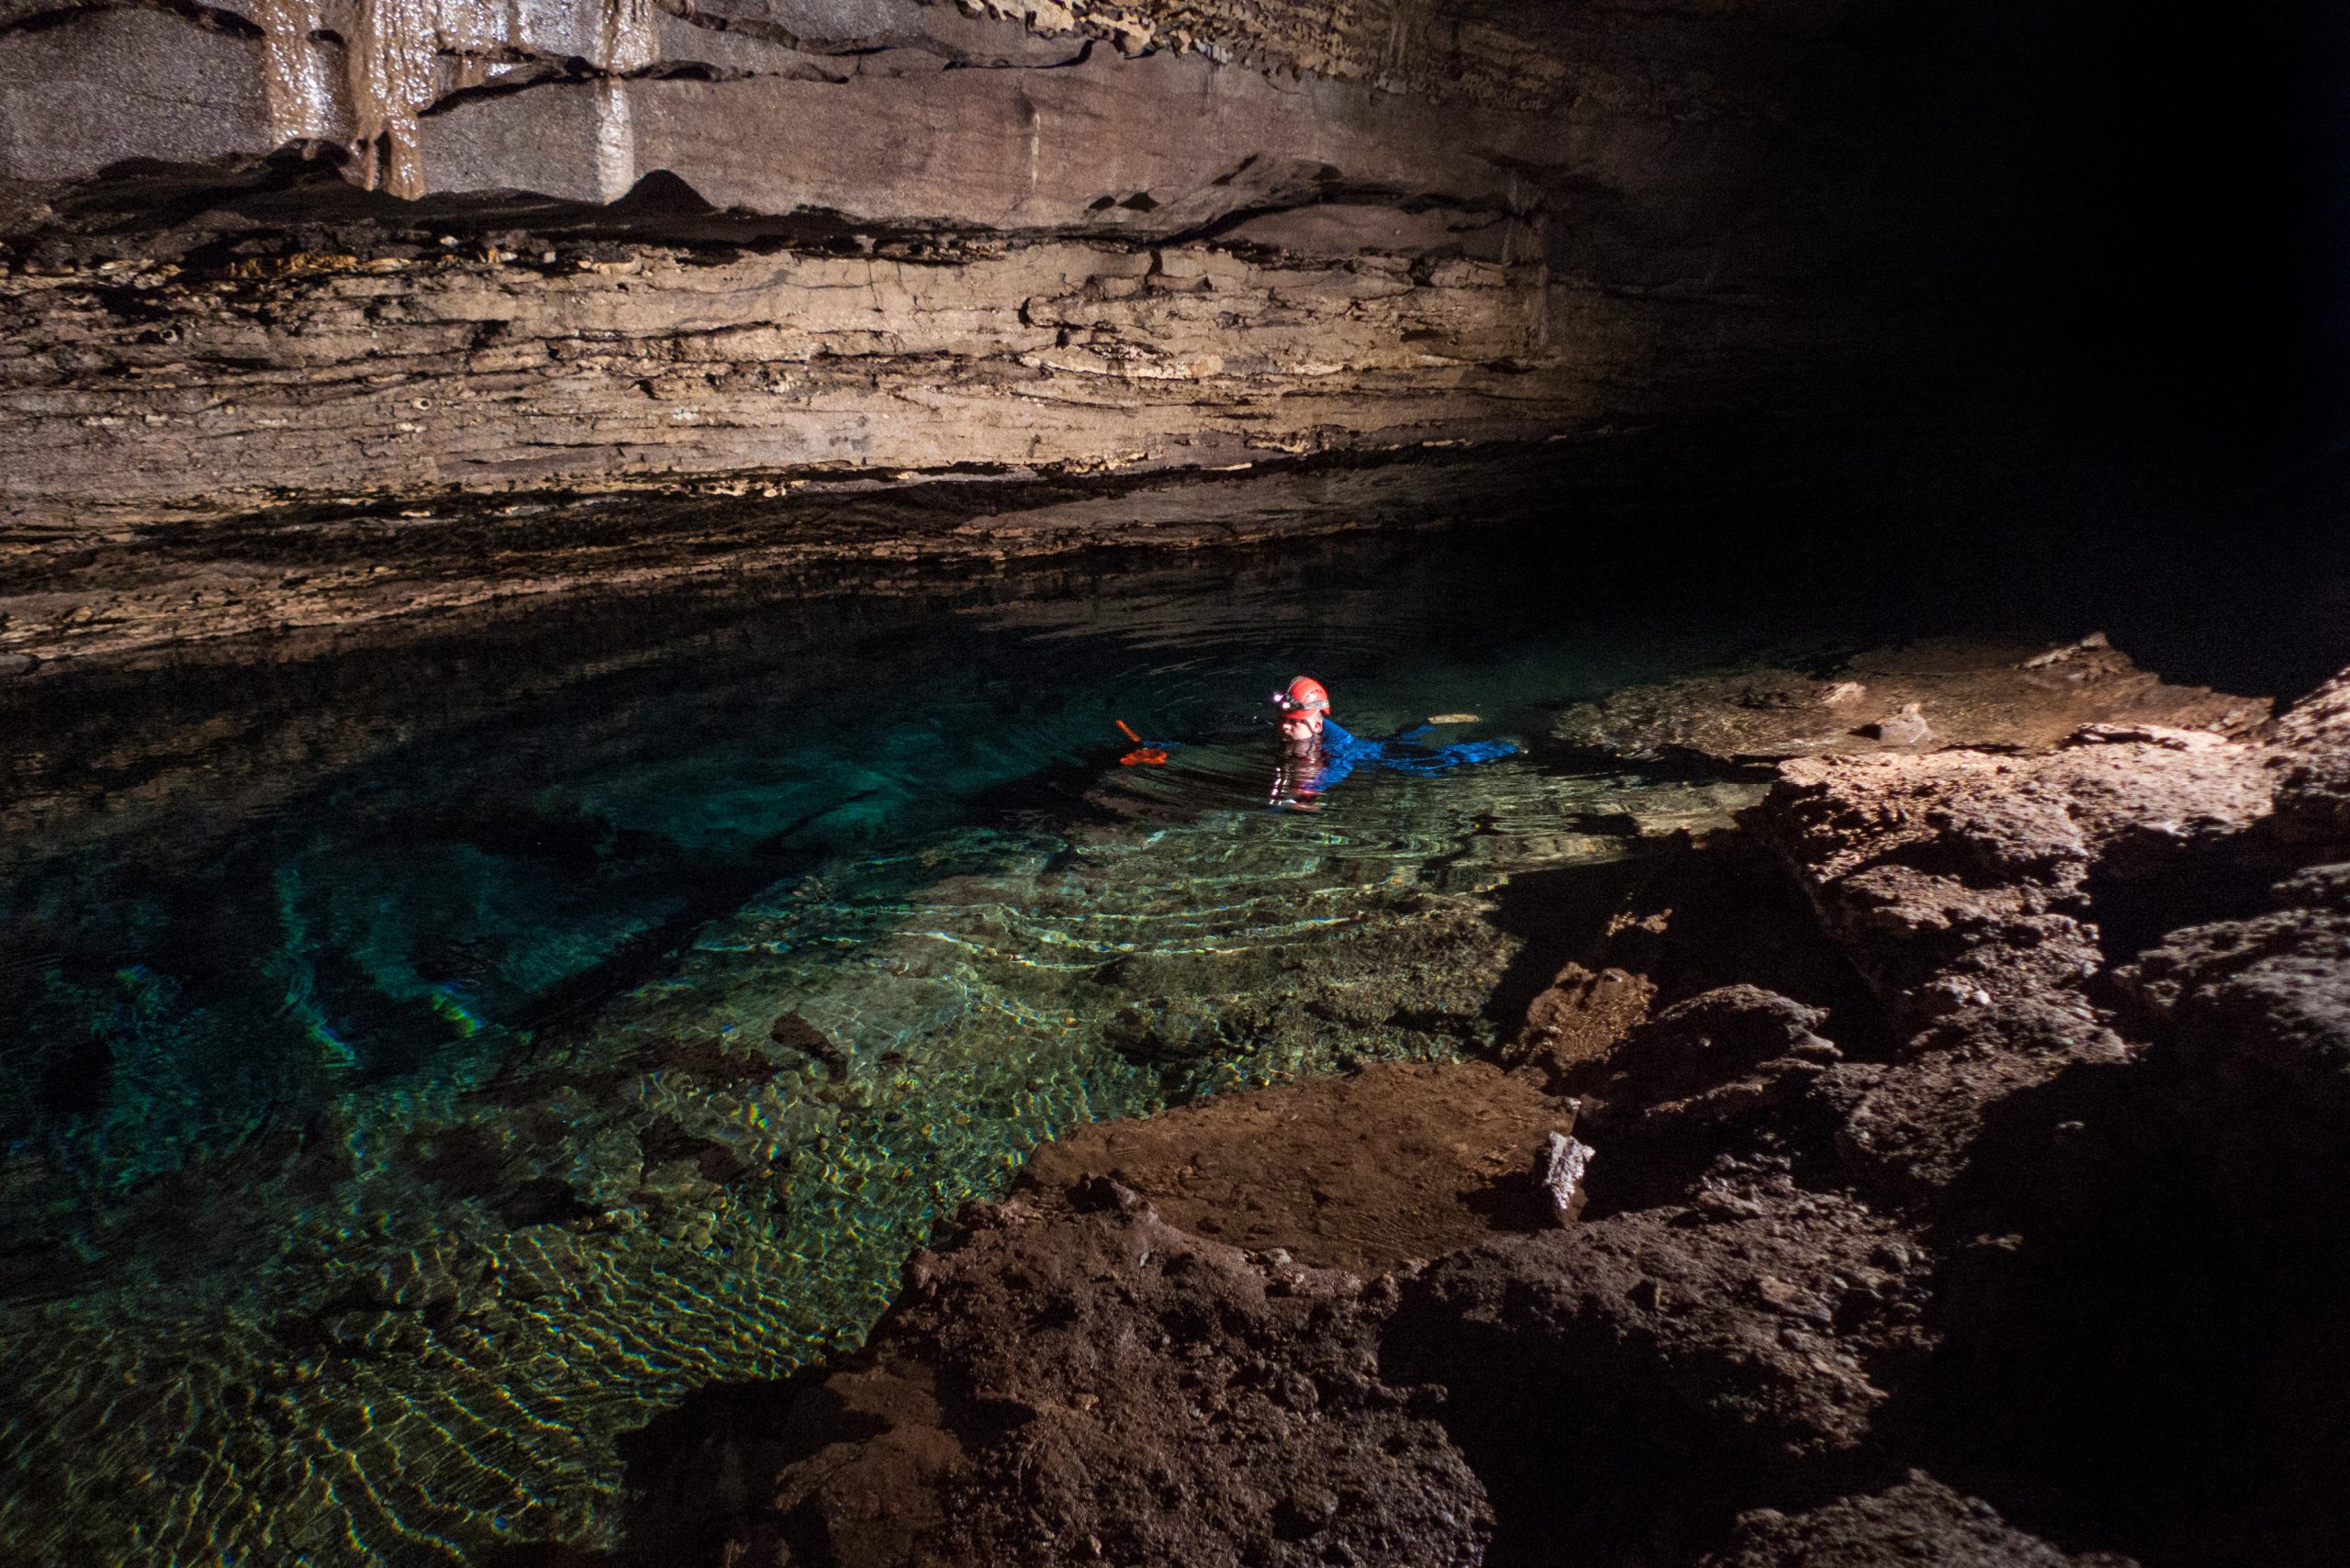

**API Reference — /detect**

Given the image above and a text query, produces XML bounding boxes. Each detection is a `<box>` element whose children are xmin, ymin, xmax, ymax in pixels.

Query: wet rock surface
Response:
<box><xmin>1552</xmin><ymin>636</ymin><xmax>2266</xmax><ymax>767</ymax></box>
<box><xmin>627</xmin><ymin>649</ymin><xmax>2350</xmax><ymax>1568</ymax></box>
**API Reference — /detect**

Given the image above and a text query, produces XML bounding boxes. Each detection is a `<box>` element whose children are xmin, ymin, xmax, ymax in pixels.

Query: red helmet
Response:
<box><xmin>1273</xmin><ymin>676</ymin><xmax>1331</xmax><ymax>716</ymax></box>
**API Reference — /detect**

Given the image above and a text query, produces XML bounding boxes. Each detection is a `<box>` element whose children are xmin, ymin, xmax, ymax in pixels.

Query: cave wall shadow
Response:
<box><xmin>1876</xmin><ymin>1056</ymin><xmax>2350</xmax><ymax>1568</ymax></box>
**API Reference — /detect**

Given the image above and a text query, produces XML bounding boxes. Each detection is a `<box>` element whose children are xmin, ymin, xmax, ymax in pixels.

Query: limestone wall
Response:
<box><xmin>0</xmin><ymin>0</ymin><xmax>1910</xmax><ymax>652</ymax></box>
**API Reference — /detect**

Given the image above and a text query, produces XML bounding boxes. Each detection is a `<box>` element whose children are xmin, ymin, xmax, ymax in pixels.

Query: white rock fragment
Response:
<box><xmin>1533</xmin><ymin>1131</ymin><xmax>1595</xmax><ymax>1226</ymax></box>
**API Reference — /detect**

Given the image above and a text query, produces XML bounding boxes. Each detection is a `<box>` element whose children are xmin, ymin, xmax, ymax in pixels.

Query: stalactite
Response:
<box><xmin>235</xmin><ymin>0</ymin><xmax>663</xmax><ymax>198</ymax></box>
<box><xmin>253</xmin><ymin>0</ymin><xmax>339</xmax><ymax>143</ymax></box>
<box><xmin>348</xmin><ymin>0</ymin><xmax>439</xmax><ymax>196</ymax></box>
<box><xmin>593</xmin><ymin>0</ymin><xmax>655</xmax><ymax>201</ymax></box>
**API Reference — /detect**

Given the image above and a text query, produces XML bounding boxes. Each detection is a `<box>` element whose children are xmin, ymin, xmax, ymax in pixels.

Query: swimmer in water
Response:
<box><xmin>1267</xmin><ymin>676</ymin><xmax>1516</xmax><ymax>809</ymax></box>
<box><xmin>1270</xmin><ymin>678</ymin><xmax>1335</xmax><ymax>808</ymax></box>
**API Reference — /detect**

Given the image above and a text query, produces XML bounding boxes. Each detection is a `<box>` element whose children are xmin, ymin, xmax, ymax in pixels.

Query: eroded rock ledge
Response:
<box><xmin>615</xmin><ymin>642</ymin><xmax>2350</xmax><ymax>1568</ymax></box>
<box><xmin>4</xmin><ymin>0</ymin><xmax>1940</xmax><ymax>655</ymax></box>
<box><xmin>0</xmin><ymin>442</ymin><xmax>1569</xmax><ymax>663</ymax></box>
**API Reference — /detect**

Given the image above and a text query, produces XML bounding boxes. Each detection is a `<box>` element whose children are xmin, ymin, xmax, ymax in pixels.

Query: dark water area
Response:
<box><xmin>0</xmin><ymin>511</ymin><xmax>2339</xmax><ymax>1563</ymax></box>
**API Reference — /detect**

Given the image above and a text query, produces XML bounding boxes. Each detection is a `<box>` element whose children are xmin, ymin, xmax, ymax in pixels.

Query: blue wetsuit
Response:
<box><xmin>1284</xmin><ymin>717</ymin><xmax>1516</xmax><ymax>799</ymax></box>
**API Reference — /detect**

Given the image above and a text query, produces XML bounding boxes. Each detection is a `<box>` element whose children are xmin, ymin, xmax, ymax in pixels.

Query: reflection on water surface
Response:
<box><xmin>2</xmin><ymin>532</ymin><xmax>1830</xmax><ymax>1563</ymax></box>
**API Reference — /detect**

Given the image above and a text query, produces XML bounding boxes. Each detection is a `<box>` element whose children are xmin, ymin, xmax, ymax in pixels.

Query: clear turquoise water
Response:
<box><xmin>0</xmin><ymin>531</ymin><xmax>1830</xmax><ymax>1563</ymax></box>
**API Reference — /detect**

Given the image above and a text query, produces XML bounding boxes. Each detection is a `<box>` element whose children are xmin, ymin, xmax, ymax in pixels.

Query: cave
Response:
<box><xmin>3</xmin><ymin>3</ymin><xmax>2347</xmax><ymax>1566</ymax></box>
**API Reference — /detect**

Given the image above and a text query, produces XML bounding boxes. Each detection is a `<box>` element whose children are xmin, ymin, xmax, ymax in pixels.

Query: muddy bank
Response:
<box><xmin>585</xmin><ymin>637</ymin><xmax>2350</xmax><ymax>1568</ymax></box>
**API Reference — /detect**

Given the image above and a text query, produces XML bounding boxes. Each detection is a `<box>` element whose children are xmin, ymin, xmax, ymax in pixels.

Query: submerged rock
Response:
<box><xmin>771</xmin><ymin>1010</ymin><xmax>851</xmax><ymax>1078</ymax></box>
<box><xmin>1102</xmin><ymin>995</ymin><xmax>1253</xmax><ymax>1063</ymax></box>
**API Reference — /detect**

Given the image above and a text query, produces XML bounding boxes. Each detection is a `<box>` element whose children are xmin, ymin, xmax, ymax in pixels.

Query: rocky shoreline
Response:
<box><xmin>585</xmin><ymin>640</ymin><xmax>2350</xmax><ymax>1568</ymax></box>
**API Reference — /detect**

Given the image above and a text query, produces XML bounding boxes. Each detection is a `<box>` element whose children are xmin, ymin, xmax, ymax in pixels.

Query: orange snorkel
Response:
<box><xmin>1114</xmin><ymin>719</ymin><xmax>1168</xmax><ymax>767</ymax></box>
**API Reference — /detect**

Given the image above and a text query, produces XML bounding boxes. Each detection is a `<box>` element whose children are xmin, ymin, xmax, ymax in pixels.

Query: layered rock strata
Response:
<box><xmin>651</xmin><ymin>646</ymin><xmax>2350</xmax><ymax>1568</ymax></box>
<box><xmin>4</xmin><ymin>0</ymin><xmax>1928</xmax><ymax>655</ymax></box>
<box><xmin>4</xmin><ymin>231</ymin><xmax>1594</xmax><ymax>522</ymax></box>
<box><xmin>0</xmin><ymin>443</ymin><xmax>1567</xmax><ymax>663</ymax></box>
